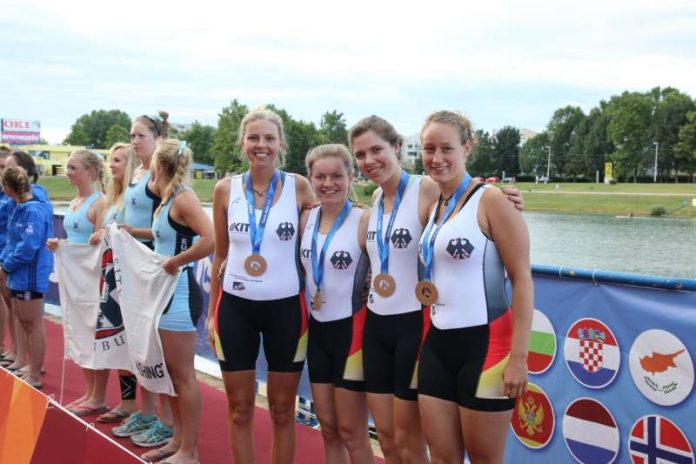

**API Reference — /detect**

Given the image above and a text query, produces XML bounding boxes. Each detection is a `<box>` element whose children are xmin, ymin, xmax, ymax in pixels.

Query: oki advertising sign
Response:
<box><xmin>1</xmin><ymin>118</ymin><xmax>41</xmax><ymax>144</ymax></box>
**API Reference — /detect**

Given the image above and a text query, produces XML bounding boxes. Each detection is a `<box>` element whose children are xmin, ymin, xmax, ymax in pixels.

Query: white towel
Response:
<box><xmin>108</xmin><ymin>224</ymin><xmax>178</xmax><ymax>395</ymax></box>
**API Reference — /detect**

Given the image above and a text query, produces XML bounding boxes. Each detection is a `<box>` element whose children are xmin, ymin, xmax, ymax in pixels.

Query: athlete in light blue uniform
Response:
<box><xmin>63</xmin><ymin>191</ymin><xmax>102</xmax><ymax>244</ymax></box>
<box><xmin>152</xmin><ymin>189</ymin><xmax>203</xmax><ymax>331</ymax></box>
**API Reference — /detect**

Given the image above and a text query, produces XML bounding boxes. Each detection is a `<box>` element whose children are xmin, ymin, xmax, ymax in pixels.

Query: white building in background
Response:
<box><xmin>401</xmin><ymin>134</ymin><xmax>421</xmax><ymax>171</ymax></box>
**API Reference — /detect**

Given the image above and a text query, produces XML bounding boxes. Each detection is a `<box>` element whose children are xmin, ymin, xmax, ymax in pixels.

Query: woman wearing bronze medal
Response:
<box><xmin>350</xmin><ymin>115</ymin><xmax>524</xmax><ymax>464</ymax></box>
<box><xmin>416</xmin><ymin>111</ymin><xmax>532</xmax><ymax>464</ymax></box>
<box><xmin>207</xmin><ymin>108</ymin><xmax>315</xmax><ymax>464</ymax></box>
<box><xmin>298</xmin><ymin>144</ymin><xmax>374</xmax><ymax>464</ymax></box>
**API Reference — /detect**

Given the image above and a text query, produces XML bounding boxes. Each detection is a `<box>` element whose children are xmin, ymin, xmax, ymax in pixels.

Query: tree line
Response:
<box><xmin>63</xmin><ymin>87</ymin><xmax>696</xmax><ymax>182</ymax></box>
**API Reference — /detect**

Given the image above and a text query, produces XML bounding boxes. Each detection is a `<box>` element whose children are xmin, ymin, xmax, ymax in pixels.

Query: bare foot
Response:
<box><xmin>140</xmin><ymin>443</ymin><xmax>180</xmax><ymax>463</ymax></box>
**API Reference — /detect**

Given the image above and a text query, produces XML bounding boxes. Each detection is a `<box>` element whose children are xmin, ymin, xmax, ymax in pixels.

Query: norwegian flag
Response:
<box><xmin>579</xmin><ymin>339</ymin><xmax>604</xmax><ymax>372</ymax></box>
<box><xmin>629</xmin><ymin>415</ymin><xmax>694</xmax><ymax>464</ymax></box>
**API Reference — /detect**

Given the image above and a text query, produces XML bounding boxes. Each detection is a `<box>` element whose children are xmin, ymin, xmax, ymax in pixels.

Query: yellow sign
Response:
<box><xmin>604</xmin><ymin>162</ymin><xmax>613</xmax><ymax>179</ymax></box>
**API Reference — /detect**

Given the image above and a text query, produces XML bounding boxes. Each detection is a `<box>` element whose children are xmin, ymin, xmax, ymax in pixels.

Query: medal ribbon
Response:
<box><xmin>311</xmin><ymin>201</ymin><xmax>353</xmax><ymax>293</ymax></box>
<box><xmin>245</xmin><ymin>170</ymin><xmax>280</xmax><ymax>256</ymax></box>
<box><xmin>421</xmin><ymin>173</ymin><xmax>472</xmax><ymax>281</ymax></box>
<box><xmin>376</xmin><ymin>171</ymin><xmax>410</xmax><ymax>274</ymax></box>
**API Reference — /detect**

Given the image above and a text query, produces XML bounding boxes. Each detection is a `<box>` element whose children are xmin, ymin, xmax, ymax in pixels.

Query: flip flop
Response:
<box><xmin>96</xmin><ymin>409</ymin><xmax>132</xmax><ymax>424</ymax></box>
<box><xmin>69</xmin><ymin>404</ymin><xmax>110</xmax><ymax>417</ymax></box>
<box><xmin>140</xmin><ymin>447</ymin><xmax>176</xmax><ymax>463</ymax></box>
<box><xmin>64</xmin><ymin>399</ymin><xmax>86</xmax><ymax>410</ymax></box>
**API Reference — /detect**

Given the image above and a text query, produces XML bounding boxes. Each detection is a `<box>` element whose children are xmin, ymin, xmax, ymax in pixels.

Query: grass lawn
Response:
<box><xmin>40</xmin><ymin>177</ymin><xmax>696</xmax><ymax>218</ymax></box>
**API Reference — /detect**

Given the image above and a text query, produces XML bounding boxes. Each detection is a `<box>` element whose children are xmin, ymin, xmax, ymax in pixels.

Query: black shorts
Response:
<box><xmin>308</xmin><ymin>307</ymin><xmax>367</xmax><ymax>392</ymax></box>
<box><xmin>363</xmin><ymin>309</ymin><xmax>425</xmax><ymax>401</ymax></box>
<box><xmin>217</xmin><ymin>291</ymin><xmax>305</xmax><ymax>373</ymax></box>
<box><xmin>418</xmin><ymin>311</ymin><xmax>516</xmax><ymax>412</ymax></box>
<box><xmin>10</xmin><ymin>290</ymin><xmax>44</xmax><ymax>301</ymax></box>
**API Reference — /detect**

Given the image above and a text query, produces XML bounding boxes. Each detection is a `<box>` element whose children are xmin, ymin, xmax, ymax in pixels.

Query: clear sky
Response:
<box><xmin>2</xmin><ymin>0</ymin><xmax>695</xmax><ymax>143</ymax></box>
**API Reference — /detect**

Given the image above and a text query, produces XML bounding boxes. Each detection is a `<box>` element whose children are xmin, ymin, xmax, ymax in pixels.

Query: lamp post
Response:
<box><xmin>546</xmin><ymin>146</ymin><xmax>551</xmax><ymax>180</ymax></box>
<box><xmin>653</xmin><ymin>141</ymin><xmax>659</xmax><ymax>182</ymax></box>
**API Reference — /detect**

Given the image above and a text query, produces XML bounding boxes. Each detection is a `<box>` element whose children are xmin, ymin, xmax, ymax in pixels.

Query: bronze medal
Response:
<box><xmin>415</xmin><ymin>281</ymin><xmax>439</xmax><ymax>306</ymax></box>
<box><xmin>244</xmin><ymin>255</ymin><xmax>267</xmax><ymax>277</ymax></box>
<box><xmin>312</xmin><ymin>290</ymin><xmax>322</xmax><ymax>311</ymax></box>
<box><xmin>373</xmin><ymin>273</ymin><xmax>396</xmax><ymax>297</ymax></box>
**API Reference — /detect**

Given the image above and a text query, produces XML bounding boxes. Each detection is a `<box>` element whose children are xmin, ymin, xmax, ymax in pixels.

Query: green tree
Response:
<box><xmin>494</xmin><ymin>126</ymin><xmax>521</xmax><ymax>177</ymax></box>
<box><xmin>104</xmin><ymin>124</ymin><xmax>130</xmax><ymax>148</ymax></box>
<box><xmin>519</xmin><ymin>132</ymin><xmax>550</xmax><ymax>176</ymax></box>
<box><xmin>650</xmin><ymin>87</ymin><xmax>695</xmax><ymax>182</ymax></box>
<box><xmin>211</xmin><ymin>100</ymin><xmax>249</xmax><ymax>174</ymax></box>
<box><xmin>180</xmin><ymin>122</ymin><xmax>217</xmax><ymax>165</ymax></box>
<box><xmin>64</xmin><ymin>109</ymin><xmax>131</xmax><ymax>148</ymax></box>
<box><xmin>546</xmin><ymin>106</ymin><xmax>585</xmax><ymax>178</ymax></box>
<box><xmin>607</xmin><ymin>92</ymin><xmax>653</xmax><ymax>182</ymax></box>
<box><xmin>568</xmin><ymin>103</ymin><xmax>614</xmax><ymax>180</ymax></box>
<box><xmin>674</xmin><ymin>111</ymin><xmax>696</xmax><ymax>178</ymax></box>
<box><xmin>319</xmin><ymin>110</ymin><xmax>348</xmax><ymax>145</ymax></box>
<box><xmin>468</xmin><ymin>130</ymin><xmax>497</xmax><ymax>177</ymax></box>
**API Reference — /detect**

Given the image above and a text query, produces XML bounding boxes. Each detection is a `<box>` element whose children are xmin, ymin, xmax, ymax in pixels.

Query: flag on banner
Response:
<box><xmin>629</xmin><ymin>415</ymin><xmax>694</xmax><ymax>464</ymax></box>
<box><xmin>510</xmin><ymin>382</ymin><xmax>555</xmax><ymax>449</ymax></box>
<box><xmin>562</xmin><ymin>398</ymin><xmax>619</xmax><ymax>464</ymax></box>
<box><xmin>629</xmin><ymin>329</ymin><xmax>694</xmax><ymax>407</ymax></box>
<box><xmin>564</xmin><ymin>318</ymin><xmax>620</xmax><ymax>389</ymax></box>
<box><xmin>108</xmin><ymin>224</ymin><xmax>178</xmax><ymax>395</ymax></box>
<box><xmin>528</xmin><ymin>309</ymin><xmax>557</xmax><ymax>374</ymax></box>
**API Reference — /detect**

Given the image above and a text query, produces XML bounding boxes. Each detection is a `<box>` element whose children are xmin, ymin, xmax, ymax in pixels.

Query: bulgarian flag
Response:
<box><xmin>528</xmin><ymin>309</ymin><xmax>556</xmax><ymax>374</ymax></box>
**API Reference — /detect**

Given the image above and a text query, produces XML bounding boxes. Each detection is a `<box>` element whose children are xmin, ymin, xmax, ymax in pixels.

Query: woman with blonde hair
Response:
<box><xmin>300</xmin><ymin>144</ymin><xmax>375</xmax><ymax>463</ymax></box>
<box><xmin>88</xmin><ymin>143</ymin><xmax>142</xmax><ymax>424</ymax></box>
<box><xmin>146</xmin><ymin>138</ymin><xmax>213</xmax><ymax>464</ymax></box>
<box><xmin>47</xmin><ymin>148</ymin><xmax>108</xmax><ymax>415</ymax></box>
<box><xmin>207</xmin><ymin>107</ymin><xmax>315</xmax><ymax>463</ymax></box>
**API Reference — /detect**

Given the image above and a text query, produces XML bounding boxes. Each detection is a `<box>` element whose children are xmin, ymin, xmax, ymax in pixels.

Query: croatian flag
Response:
<box><xmin>629</xmin><ymin>415</ymin><xmax>694</xmax><ymax>464</ymax></box>
<box><xmin>564</xmin><ymin>318</ymin><xmax>620</xmax><ymax>389</ymax></box>
<box><xmin>562</xmin><ymin>398</ymin><xmax>619</xmax><ymax>464</ymax></box>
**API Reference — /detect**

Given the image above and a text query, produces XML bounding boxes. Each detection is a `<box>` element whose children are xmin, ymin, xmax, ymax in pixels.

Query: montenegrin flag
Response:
<box><xmin>510</xmin><ymin>382</ymin><xmax>554</xmax><ymax>449</ymax></box>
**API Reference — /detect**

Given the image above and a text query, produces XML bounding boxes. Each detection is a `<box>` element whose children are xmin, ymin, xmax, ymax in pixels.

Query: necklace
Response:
<box><xmin>253</xmin><ymin>186</ymin><xmax>270</xmax><ymax>197</ymax></box>
<box><xmin>441</xmin><ymin>193</ymin><xmax>454</xmax><ymax>207</ymax></box>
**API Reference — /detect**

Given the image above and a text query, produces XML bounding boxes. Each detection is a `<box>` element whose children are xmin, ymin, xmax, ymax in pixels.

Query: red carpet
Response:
<box><xmin>37</xmin><ymin>318</ymin><xmax>328</xmax><ymax>463</ymax></box>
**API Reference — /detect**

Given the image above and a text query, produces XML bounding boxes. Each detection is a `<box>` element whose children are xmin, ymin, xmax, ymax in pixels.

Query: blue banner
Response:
<box><xmin>507</xmin><ymin>272</ymin><xmax>696</xmax><ymax>463</ymax></box>
<box><xmin>48</xmin><ymin>214</ymin><xmax>696</xmax><ymax>460</ymax></box>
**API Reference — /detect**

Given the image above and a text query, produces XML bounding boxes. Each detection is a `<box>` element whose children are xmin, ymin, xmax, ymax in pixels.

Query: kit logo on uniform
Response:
<box><xmin>73</xmin><ymin>221</ymin><xmax>80</xmax><ymax>230</ymax></box>
<box><xmin>25</xmin><ymin>223</ymin><xmax>34</xmax><ymax>235</ymax></box>
<box><xmin>629</xmin><ymin>329</ymin><xmax>693</xmax><ymax>406</ymax></box>
<box><xmin>446</xmin><ymin>237</ymin><xmax>474</xmax><ymax>259</ymax></box>
<box><xmin>564</xmin><ymin>318</ymin><xmax>620</xmax><ymax>389</ymax></box>
<box><xmin>233</xmin><ymin>281</ymin><xmax>246</xmax><ymax>291</ymax></box>
<box><xmin>276</xmin><ymin>222</ymin><xmax>295</xmax><ymax>240</ymax></box>
<box><xmin>366</xmin><ymin>231</ymin><xmax>377</xmax><ymax>241</ymax></box>
<box><xmin>330</xmin><ymin>251</ymin><xmax>352</xmax><ymax>269</ymax></box>
<box><xmin>390</xmin><ymin>228</ymin><xmax>411</xmax><ymax>248</ymax></box>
